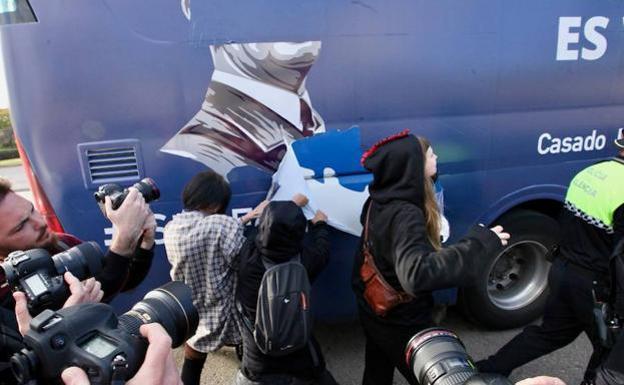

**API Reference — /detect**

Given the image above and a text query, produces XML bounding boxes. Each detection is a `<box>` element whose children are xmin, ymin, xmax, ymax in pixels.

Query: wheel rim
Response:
<box><xmin>487</xmin><ymin>240</ymin><xmax>550</xmax><ymax>311</ymax></box>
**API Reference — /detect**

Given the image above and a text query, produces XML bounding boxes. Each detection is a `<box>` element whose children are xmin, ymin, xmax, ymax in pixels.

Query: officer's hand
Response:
<box><xmin>14</xmin><ymin>272</ymin><xmax>104</xmax><ymax>336</ymax></box>
<box><xmin>106</xmin><ymin>188</ymin><xmax>150</xmax><ymax>256</ymax></box>
<box><xmin>61</xmin><ymin>324</ymin><xmax>182</xmax><ymax>385</ymax></box>
<box><xmin>490</xmin><ymin>225</ymin><xmax>510</xmax><ymax>246</ymax></box>
<box><xmin>515</xmin><ymin>376</ymin><xmax>566</xmax><ymax>385</ymax></box>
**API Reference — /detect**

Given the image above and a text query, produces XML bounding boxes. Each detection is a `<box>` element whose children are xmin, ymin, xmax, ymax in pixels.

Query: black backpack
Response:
<box><xmin>242</xmin><ymin>255</ymin><xmax>312</xmax><ymax>357</ymax></box>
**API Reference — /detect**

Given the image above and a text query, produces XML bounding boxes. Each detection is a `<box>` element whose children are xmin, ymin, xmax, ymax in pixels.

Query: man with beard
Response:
<box><xmin>0</xmin><ymin>177</ymin><xmax>155</xmax><ymax>384</ymax></box>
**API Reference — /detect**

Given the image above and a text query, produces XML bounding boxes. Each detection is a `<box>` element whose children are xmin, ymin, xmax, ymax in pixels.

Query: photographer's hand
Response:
<box><xmin>140</xmin><ymin>211</ymin><xmax>157</xmax><ymax>250</ymax></box>
<box><xmin>106</xmin><ymin>189</ymin><xmax>150</xmax><ymax>256</ymax></box>
<box><xmin>61</xmin><ymin>324</ymin><xmax>182</xmax><ymax>385</ymax></box>
<box><xmin>14</xmin><ymin>272</ymin><xmax>104</xmax><ymax>335</ymax></box>
<box><xmin>515</xmin><ymin>376</ymin><xmax>566</xmax><ymax>385</ymax></box>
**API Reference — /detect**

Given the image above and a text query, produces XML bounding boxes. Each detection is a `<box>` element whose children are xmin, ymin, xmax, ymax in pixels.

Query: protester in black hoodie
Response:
<box><xmin>235</xmin><ymin>199</ymin><xmax>338</xmax><ymax>385</ymax></box>
<box><xmin>353</xmin><ymin>130</ymin><xmax>509</xmax><ymax>385</ymax></box>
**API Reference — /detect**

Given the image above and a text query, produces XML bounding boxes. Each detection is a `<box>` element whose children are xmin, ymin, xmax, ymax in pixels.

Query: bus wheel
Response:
<box><xmin>460</xmin><ymin>209</ymin><xmax>560</xmax><ymax>329</ymax></box>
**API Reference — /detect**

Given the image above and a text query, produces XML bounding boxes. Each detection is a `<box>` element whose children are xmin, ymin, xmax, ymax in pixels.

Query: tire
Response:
<box><xmin>460</xmin><ymin>209</ymin><xmax>560</xmax><ymax>329</ymax></box>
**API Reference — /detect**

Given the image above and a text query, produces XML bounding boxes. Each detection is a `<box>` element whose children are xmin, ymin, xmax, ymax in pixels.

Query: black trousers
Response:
<box><xmin>476</xmin><ymin>258</ymin><xmax>608</xmax><ymax>383</ymax></box>
<box><xmin>359</xmin><ymin>309</ymin><xmax>430</xmax><ymax>385</ymax></box>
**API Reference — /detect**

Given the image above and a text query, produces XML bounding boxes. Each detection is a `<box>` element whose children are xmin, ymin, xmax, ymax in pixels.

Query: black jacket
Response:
<box><xmin>237</xmin><ymin>201</ymin><xmax>330</xmax><ymax>380</ymax></box>
<box><xmin>353</xmin><ymin>134</ymin><xmax>502</xmax><ymax>326</ymax></box>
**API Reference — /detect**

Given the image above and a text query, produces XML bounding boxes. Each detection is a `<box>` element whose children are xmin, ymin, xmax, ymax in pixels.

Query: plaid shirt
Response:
<box><xmin>164</xmin><ymin>211</ymin><xmax>245</xmax><ymax>352</ymax></box>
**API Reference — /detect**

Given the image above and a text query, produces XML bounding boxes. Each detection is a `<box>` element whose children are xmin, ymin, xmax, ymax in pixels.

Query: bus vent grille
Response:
<box><xmin>77</xmin><ymin>140</ymin><xmax>145</xmax><ymax>189</ymax></box>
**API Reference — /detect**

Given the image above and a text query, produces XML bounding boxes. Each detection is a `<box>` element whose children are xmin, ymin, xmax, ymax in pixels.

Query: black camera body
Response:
<box><xmin>11</xmin><ymin>281</ymin><xmax>198</xmax><ymax>385</ymax></box>
<box><xmin>94</xmin><ymin>178</ymin><xmax>160</xmax><ymax>214</ymax></box>
<box><xmin>14</xmin><ymin>303</ymin><xmax>145</xmax><ymax>384</ymax></box>
<box><xmin>405</xmin><ymin>328</ymin><xmax>513</xmax><ymax>385</ymax></box>
<box><xmin>0</xmin><ymin>242</ymin><xmax>104</xmax><ymax>316</ymax></box>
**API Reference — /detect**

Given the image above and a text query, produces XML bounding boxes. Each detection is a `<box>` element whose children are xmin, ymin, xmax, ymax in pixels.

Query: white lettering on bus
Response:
<box><xmin>537</xmin><ymin>130</ymin><xmax>606</xmax><ymax>155</ymax></box>
<box><xmin>556</xmin><ymin>16</ymin><xmax>609</xmax><ymax>61</ymax></box>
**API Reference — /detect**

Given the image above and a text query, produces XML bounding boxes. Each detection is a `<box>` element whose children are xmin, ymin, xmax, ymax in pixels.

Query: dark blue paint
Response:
<box><xmin>3</xmin><ymin>0</ymin><xmax>623</xmax><ymax>316</ymax></box>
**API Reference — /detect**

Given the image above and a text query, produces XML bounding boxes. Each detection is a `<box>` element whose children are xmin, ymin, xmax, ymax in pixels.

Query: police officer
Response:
<box><xmin>477</xmin><ymin>137</ymin><xmax>624</xmax><ymax>385</ymax></box>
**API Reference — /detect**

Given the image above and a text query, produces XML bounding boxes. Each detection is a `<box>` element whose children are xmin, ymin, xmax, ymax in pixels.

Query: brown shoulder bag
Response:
<box><xmin>359</xmin><ymin>203</ymin><xmax>412</xmax><ymax>317</ymax></box>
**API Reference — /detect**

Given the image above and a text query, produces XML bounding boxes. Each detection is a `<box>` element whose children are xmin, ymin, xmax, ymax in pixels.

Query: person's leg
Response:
<box><xmin>315</xmin><ymin>369</ymin><xmax>340</xmax><ymax>385</ymax></box>
<box><xmin>359</xmin><ymin>311</ymin><xmax>421</xmax><ymax>385</ymax></box>
<box><xmin>477</xmin><ymin>260</ymin><xmax>585</xmax><ymax>376</ymax></box>
<box><xmin>362</xmin><ymin>329</ymin><xmax>396</xmax><ymax>385</ymax></box>
<box><xmin>181</xmin><ymin>343</ymin><xmax>208</xmax><ymax>385</ymax></box>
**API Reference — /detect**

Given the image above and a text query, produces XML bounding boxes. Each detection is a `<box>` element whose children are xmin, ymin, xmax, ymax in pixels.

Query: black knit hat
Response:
<box><xmin>616</xmin><ymin>137</ymin><xmax>624</xmax><ymax>149</ymax></box>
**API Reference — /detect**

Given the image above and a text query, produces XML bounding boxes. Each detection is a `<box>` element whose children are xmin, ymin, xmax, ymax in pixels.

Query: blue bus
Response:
<box><xmin>2</xmin><ymin>0</ymin><xmax>623</xmax><ymax>328</ymax></box>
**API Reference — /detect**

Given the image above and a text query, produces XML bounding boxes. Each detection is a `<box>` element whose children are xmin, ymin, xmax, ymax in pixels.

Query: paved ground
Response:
<box><xmin>176</xmin><ymin>308</ymin><xmax>591</xmax><ymax>385</ymax></box>
<box><xmin>0</xmin><ymin>163</ymin><xmax>590</xmax><ymax>385</ymax></box>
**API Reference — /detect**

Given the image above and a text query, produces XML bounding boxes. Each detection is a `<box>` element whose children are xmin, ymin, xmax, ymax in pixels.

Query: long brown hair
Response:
<box><xmin>417</xmin><ymin>136</ymin><xmax>441</xmax><ymax>250</ymax></box>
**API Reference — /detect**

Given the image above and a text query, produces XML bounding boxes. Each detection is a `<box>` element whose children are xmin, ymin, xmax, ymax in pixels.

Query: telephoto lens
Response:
<box><xmin>52</xmin><ymin>241</ymin><xmax>104</xmax><ymax>281</ymax></box>
<box><xmin>118</xmin><ymin>280</ymin><xmax>199</xmax><ymax>347</ymax></box>
<box><xmin>405</xmin><ymin>328</ymin><xmax>513</xmax><ymax>385</ymax></box>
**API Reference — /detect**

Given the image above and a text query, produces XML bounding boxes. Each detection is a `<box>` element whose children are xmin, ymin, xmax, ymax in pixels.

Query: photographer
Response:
<box><xmin>0</xmin><ymin>178</ymin><xmax>155</xmax><ymax>384</ymax></box>
<box><xmin>0</xmin><ymin>177</ymin><xmax>156</xmax><ymax>300</ymax></box>
<box><xmin>60</xmin><ymin>323</ymin><xmax>183</xmax><ymax>385</ymax></box>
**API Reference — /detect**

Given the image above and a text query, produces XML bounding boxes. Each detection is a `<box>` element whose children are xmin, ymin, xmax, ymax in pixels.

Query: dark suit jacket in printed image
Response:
<box><xmin>161</xmin><ymin>41</ymin><xmax>325</xmax><ymax>176</ymax></box>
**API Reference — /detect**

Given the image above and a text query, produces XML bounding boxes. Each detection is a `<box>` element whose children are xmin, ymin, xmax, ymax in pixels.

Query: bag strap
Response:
<box><xmin>362</xmin><ymin>202</ymin><xmax>412</xmax><ymax>303</ymax></box>
<box><xmin>363</xmin><ymin>202</ymin><xmax>372</xmax><ymax>249</ymax></box>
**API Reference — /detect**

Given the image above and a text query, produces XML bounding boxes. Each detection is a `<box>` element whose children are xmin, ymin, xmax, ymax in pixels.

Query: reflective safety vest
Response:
<box><xmin>565</xmin><ymin>159</ymin><xmax>624</xmax><ymax>234</ymax></box>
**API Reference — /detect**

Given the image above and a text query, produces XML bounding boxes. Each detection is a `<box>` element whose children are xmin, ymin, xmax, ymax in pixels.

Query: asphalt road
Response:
<box><xmin>176</xmin><ymin>308</ymin><xmax>591</xmax><ymax>385</ymax></box>
<box><xmin>0</xmin><ymin>164</ymin><xmax>591</xmax><ymax>385</ymax></box>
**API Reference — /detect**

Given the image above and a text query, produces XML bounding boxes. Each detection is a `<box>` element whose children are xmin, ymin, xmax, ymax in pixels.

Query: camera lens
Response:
<box><xmin>405</xmin><ymin>328</ymin><xmax>476</xmax><ymax>385</ymax></box>
<box><xmin>133</xmin><ymin>178</ymin><xmax>160</xmax><ymax>204</ymax></box>
<box><xmin>118</xmin><ymin>281</ymin><xmax>198</xmax><ymax>347</ymax></box>
<box><xmin>52</xmin><ymin>242</ymin><xmax>104</xmax><ymax>281</ymax></box>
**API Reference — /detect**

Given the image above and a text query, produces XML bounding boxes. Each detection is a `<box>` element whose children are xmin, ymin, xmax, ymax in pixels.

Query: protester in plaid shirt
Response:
<box><xmin>164</xmin><ymin>170</ymin><xmax>267</xmax><ymax>385</ymax></box>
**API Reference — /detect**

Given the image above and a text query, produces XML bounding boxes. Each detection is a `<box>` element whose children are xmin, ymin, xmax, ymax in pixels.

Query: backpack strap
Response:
<box><xmin>260</xmin><ymin>255</ymin><xmax>301</xmax><ymax>270</ymax></box>
<box><xmin>236</xmin><ymin>300</ymin><xmax>255</xmax><ymax>335</ymax></box>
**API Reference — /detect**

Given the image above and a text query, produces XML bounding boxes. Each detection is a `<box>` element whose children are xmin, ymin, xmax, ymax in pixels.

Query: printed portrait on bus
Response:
<box><xmin>161</xmin><ymin>40</ymin><xmax>325</xmax><ymax>177</ymax></box>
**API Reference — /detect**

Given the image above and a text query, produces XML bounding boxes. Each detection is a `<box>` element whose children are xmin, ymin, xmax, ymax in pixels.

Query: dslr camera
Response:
<box><xmin>11</xmin><ymin>281</ymin><xmax>199</xmax><ymax>385</ymax></box>
<box><xmin>94</xmin><ymin>177</ymin><xmax>160</xmax><ymax>214</ymax></box>
<box><xmin>405</xmin><ymin>328</ymin><xmax>513</xmax><ymax>385</ymax></box>
<box><xmin>0</xmin><ymin>242</ymin><xmax>104</xmax><ymax>316</ymax></box>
